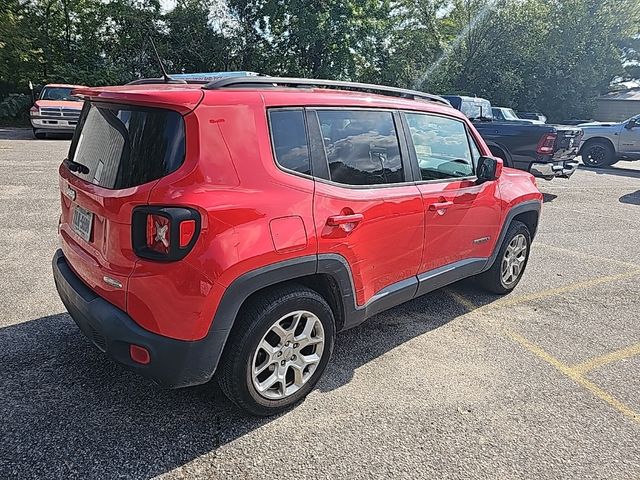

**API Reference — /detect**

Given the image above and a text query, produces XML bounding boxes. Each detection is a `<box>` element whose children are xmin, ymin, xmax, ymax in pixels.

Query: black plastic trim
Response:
<box><xmin>131</xmin><ymin>206</ymin><xmax>201</xmax><ymax>262</ymax></box>
<box><xmin>484</xmin><ymin>199</ymin><xmax>541</xmax><ymax>270</ymax></box>
<box><xmin>202</xmin><ymin>76</ymin><xmax>451</xmax><ymax>106</ymax></box>
<box><xmin>52</xmin><ymin>250</ymin><xmax>224</xmax><ymax>388</ymax></box>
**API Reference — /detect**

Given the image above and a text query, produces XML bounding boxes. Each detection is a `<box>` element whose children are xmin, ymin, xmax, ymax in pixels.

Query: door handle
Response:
<box><xmin>428</xmin><ymin>201</ymin><xmax>453</xmax><ymax>211</ymax></box>
<box><xmin>327</xmin><ymin>213</ymin><xmax>364</xmax><ymax>226</ymax></box>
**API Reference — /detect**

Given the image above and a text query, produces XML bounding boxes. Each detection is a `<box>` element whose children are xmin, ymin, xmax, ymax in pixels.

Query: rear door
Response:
<box><xmin>59</xmin><ymin>101</ymin><xmax>186</xmax><ymax>310</ymax></box>
<box><xmin>401</xmin><ymin>112</ymin><xmax>502</xmax><ymax>285</ymax></box>
<box><xmin>310</xmin><ymin>108</ymin><xmax>424</xmax><ymax>307</ymax></box>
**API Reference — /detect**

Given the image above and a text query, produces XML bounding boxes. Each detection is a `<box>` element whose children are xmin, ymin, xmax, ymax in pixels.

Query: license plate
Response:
<box><xmin>72</xmin><ymin>205</ymin><xmax>94</xmax><ymax>242</ymax></box>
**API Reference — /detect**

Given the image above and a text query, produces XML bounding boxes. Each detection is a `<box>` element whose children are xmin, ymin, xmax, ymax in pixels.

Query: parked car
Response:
<box><xmin>492</xmin><ymin>107</ymin><xmax>544</xmax><ymax>124</ymax></box>
<box><xmin>29</xmin><ymin>83</ymin><xmax>85</xmax><ymax>138</ymax></box>
<box><xmin>578</xmin><ymin>114</ymin><xmax>640</xmax><ymax>167</ymax></box>
<box><xmin>518</xmin><ymin>112</ymin><xmax>547</xmax><ymax>123</ymax></box>
<box><xmin>52</xmin><ymin>76</ymin><xmax>542</xmax><ymax>416</ymax></box>
<box><xmin>443</xmin><ymin>95</ymin><xmax>583</xmax><ymax>180</ymax></box>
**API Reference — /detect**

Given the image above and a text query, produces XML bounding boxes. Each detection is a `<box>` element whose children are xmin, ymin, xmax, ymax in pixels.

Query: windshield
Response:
<box><xmin>40</xmin><ymin>87</ymin><xmax>81</xmax><ymax>102</ymax></box>
<box><xmin>503</xmin><ymin>109</ymin><xmax>519</xmax><ymax>120</ymax></box>
<box><xmin>67</xmin><ymin>102</ymin><xmax>185</xmax><ymax>189</ymax></box>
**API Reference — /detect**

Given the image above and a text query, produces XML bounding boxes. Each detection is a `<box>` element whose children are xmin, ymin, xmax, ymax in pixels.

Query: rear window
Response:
<box><xmin>67</xmin><ymin>102</ymin><xmax>185</xmax><ymax>189</ymax></box>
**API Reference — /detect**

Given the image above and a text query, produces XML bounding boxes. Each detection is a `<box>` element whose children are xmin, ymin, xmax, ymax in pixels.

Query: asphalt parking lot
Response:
<box><xmin>0</xmin><ymin>127</ymin><xmax>638</xmax><ymax>479</ymax></box>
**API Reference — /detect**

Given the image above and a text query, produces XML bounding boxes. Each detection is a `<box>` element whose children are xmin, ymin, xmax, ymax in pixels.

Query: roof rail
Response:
<box><xmin>202</xmin><ymin>76</ymin><xmax>451</xmax><ymax>106</ymax></box>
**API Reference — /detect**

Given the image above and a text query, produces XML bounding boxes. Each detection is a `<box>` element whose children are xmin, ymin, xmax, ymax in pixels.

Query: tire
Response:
<box><xmin>488</xmin><ymin>145</ymin><xmax>511</xmax><ymax>167</ymax></box>
<box><xmin>217</xmin><ymin>284</ymin><xmax>336</xmax><ymax>416</ymax></box>
<box><xmin>581</xmin><ymin>140</ymin><xmax>615</xmax><ymax>168</ymax></box>
<box><xmin>476</xmin><ymin>220</ymin><xmax>531</xmax><ymax>294</ymax></box>
<box><xmin>33</xmin><ymin>129</ymin><xmax>46</xmax><ymax>140</ymax></box>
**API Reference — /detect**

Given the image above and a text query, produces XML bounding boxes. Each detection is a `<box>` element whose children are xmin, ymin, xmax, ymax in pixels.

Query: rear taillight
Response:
<box><xmin>536</xmin><ymin>132</ymin><xmax>557</xmax><ymax>155</ymax></box>
<box><xmin>132</xmin><ymin>206</ymin><xmax>201</xmax><ymax>261</ymax></box>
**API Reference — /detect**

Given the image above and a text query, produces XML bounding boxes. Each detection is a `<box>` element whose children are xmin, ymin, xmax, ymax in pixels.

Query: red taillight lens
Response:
<box><xmin>179</xmin><ymin>219</ymin><xmax>196</xmax><ymax>247</ymax></box>
<box><xmin>129</xmin><ymin>344</ymin><xmax>150</xmax><ymax>365</ymax></box>
<box><xmin>132</xmin><ymin>206</ymin><xmax>200</xmax><ymax>261</ymax></box>
<box><xmin>146</xmin><ymin>214</ymin><xmax>171</xmax><ymax>254</ymax></box>
<box><xmin>536</xmin><ymin>133</ymin><xmax>557</xmax><ymax>155</ymax></box>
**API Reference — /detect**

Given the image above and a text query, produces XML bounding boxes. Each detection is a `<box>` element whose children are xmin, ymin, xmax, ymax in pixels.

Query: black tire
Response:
<box><xmin>488</xmin><ymin>145</ymin><xmax>511</xmax><ymax>167</ymax></box>
<box><xmin>581</xmin><ymin>140</ymin><xmax>615</xmax><ymax>168</ymax></box>
<box><xmin>476</xmin><ymin>220</ymin><xmax>531</xmax><ymax>294</ymax></box>
<box><xmin>33</xmin><ymin>129</ymin><xmax>46</xmax><ymax>140</ymax></box>
<box><xmin>217</xmin><ymin>284</ymin><xmax>335</xmax><ymax>416</ymax></box>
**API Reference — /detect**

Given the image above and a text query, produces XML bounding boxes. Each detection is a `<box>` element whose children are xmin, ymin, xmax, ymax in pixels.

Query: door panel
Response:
<box><xmin>401</xmin><ymin>111</ymin><xmax>502</xmax><ymax>275</ymax></box>
<box><xmin>314</xmin><ymin>182</ymin><xmax>424</xmax><ymax>306</ymax></box>
<box><xmin>417</xmin><ymin>180</ymin><xmax>501</xmax><ymax>274</ymax></box>
<box><xmin>311</xmin><ymin>108</ymin><xmax>424</xmax><ymax>306</ymax></box>
<box><xmin>618</xmin><ymin>118</ymin><xmax>640</xmax><ymax>156</ymax></box>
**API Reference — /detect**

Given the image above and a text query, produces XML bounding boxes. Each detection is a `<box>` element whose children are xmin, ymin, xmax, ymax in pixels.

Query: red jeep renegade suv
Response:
<box><xmin>52</xmin><ymin>76</ymin><xmax>542</xmax><ymax>415</ymax></box>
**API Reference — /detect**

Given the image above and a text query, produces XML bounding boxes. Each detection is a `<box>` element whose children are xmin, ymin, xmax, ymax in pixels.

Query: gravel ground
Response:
<box><xmin>1</xmin><ymin>127</ymin><xmax>638</xmax><ymax>479</ymax></box>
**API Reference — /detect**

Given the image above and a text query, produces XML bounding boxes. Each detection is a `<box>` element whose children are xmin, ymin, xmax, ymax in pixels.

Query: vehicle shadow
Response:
<box><xmin>0</xmin><ymin>128</ymin><xmax>72</xmax><ymax>141</ymax></box>
<box><xmin>619</xmin><ymin>190</ymin><xmax>640</xmax><ymax>206</ymax></box>
<box><xmin>578</xmin><ymin>164</ymin><xmax>640</xmax><ymax>179</ymax></box>
<box><xmin>0</xmin><ymin>286</ymin><xmax>499</xmax><ymax>479</ymax></box>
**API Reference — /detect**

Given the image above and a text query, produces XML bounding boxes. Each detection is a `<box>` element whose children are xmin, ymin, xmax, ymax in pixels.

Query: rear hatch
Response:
<box><xmin>551</xmin><ymin>126</ymin><xmax>583</xmax><ymax>161</ymax></box>
<box><xmin>59</xmin><ymin>97</ymin><xmax>190</xmax><ymax>310</ymax></box>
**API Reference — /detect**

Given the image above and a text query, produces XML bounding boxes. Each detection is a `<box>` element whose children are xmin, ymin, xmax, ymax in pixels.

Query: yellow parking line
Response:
<box><xmin>505</xmin><ymin>330</ymin><xmax>640</xmax><ymax>424</ymax></box>
<box><xmin>491</xmin><ymin>269</ymin><xmax>640</xmax><ymax>310</ymax></box>
<box><xmin>445</xmin><ymin>289</ymin><xmax>640</xmax><ymax>424</ymax></box>
<box><xmin>572</xmin><ymin>343</ymin><xmax>640</xmax><ymax>375</ymax></box>
<box><xmin>535</xmin><ymin>242</ymin><xmax>640</xmax><ymax>269</ymax></box>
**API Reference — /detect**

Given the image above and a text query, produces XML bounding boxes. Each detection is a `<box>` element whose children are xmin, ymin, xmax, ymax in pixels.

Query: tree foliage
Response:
<box><xmin>1</xmin><ymin>0</ymin><xmax>639</xmax><ymax>121</ymax></box>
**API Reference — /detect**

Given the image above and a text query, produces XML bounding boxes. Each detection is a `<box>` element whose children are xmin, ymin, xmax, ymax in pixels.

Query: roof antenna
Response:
<box><xmin>148</xmin><ymin>34</ymin><xmax>175</xmax><ymax>84</ymax></box>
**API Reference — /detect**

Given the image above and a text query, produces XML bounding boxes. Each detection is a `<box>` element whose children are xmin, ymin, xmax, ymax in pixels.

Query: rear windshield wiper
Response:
<box><xmin>64</xmin><ymin>157</ymin><xmax>90</xmax><ymax>174</ymax></box>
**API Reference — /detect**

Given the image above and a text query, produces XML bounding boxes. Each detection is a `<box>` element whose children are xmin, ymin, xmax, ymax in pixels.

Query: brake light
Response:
<box><xmin>146</xmin><ymin>214</ymin><xmax>171</xmax><ymax>254</ymax></box>
<box><xmin>132</xmin><ymin>207</ymin><xmax>201</xmax><ymax>261</ymax></box>
<box><xmin>179</xmin><ymin>219</ymin><xmax>196</xmax><ymax>247</ymax></box>
<box><xmin>536</xmin><ymin>133</ymin><xmax>557</xmax><ymax>155</ymax></box>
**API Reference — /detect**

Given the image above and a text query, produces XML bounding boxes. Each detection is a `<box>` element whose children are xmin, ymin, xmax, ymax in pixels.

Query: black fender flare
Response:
<box><xmin>484</xmin><ymin>199</ymin><xmax>541</xmax><ymax>270</ymax></box>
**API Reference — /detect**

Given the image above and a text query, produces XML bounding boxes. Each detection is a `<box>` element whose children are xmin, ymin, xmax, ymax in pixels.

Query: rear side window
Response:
<box><xmin>269</xmin><ymin>109</ymin><xmax>311</xmax><ymax>175</ymax></box>
<box><xmin>67</xmin><ymin>102</ymin><xmax>185</xmax><ymax>189</ymax></box>
<box><xmin>405</xmin><ymin>113</ymin><xmax>475</xmax><ymax>180</ymax></box>
<box><xmin>317</xmin><ymin>110</ymin><xmax>404</xmax><ymax>186</ymax></box>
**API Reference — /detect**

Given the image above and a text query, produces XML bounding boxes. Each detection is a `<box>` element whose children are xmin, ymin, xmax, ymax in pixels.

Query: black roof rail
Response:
<box><xmin>126</xmin><ymin>78</ymin><xmax>189</xmax><ymax>85</ymax></box>
<box><xmin>202</xmin><ymin>76</ymin><xmax>451</xmax><ymax>106</ymax></box>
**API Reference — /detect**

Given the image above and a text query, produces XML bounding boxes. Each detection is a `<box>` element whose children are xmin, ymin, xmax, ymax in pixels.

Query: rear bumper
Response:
<box><xmin>530</xmin><ymin>158</ymin><xmax>579</xmax><ymax>180</ymax></box>
<box><xmin>52</xmin><ymin>249</ymin><xmax>224</xmax><ymax>388</ymax></box>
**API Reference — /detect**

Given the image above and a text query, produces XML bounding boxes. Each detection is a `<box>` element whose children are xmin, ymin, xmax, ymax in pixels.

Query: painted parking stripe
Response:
<box><xmin>572</xmin><ymin>343</ymin><xmax>640</xmax><ymax>375</ymax></box>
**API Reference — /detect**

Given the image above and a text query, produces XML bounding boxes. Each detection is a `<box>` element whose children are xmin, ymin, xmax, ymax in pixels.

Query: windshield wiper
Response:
<box><xmin>64</xmin><ymin>157</ymin><xmax>90</xmax><ymax>174</ymax></box>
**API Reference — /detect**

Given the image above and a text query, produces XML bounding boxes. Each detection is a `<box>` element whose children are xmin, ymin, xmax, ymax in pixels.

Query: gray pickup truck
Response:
<box><xmin>579</xmin><ymin>115</ymin><xmax>640</xmax><ymax>167</ymax></box>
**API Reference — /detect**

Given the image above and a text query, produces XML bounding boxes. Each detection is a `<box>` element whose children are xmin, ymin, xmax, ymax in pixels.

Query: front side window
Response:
<box><xmin>269</xmin><ymin>109</ymin><xmax>311</xmax><ymax>176</ymax></box>
<box><xmin>316</xmin><ymin>110</ymin><xmax>404</xmax><ymax>186</ymax></box>
<box><xmin>405</xmin><ymin>113</ymin><xmax>475</xmax><ymax>180</ymax></box>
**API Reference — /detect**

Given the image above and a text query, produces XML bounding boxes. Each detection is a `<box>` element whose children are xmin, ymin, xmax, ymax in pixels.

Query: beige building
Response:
<box><xmin>594</xmin><ymin>88</ymin><xmax>640</xmax><ymax>121</ymax></box>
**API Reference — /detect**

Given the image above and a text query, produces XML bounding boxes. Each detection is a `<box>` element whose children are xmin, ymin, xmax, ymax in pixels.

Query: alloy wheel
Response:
<box><xmin>501</xmin><ymin>234</ymin><xmax>528</xmax><ymax>287</ymax></box>
<box><xmin>251</xmin><ymin>310</ymin><xmax>325</xmax><ymax>400</ymax></box>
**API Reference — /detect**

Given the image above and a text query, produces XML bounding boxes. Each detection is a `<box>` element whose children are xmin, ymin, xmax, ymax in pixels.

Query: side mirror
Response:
<box><xmin>625</xmin><ymin>120</ymin><xmax>637</xmax><ymax>130</ymax></box>
<box><xmin>477</xmin><ymin>156</ymin><xmax>502</xmax><ymax>182</ymax></box>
